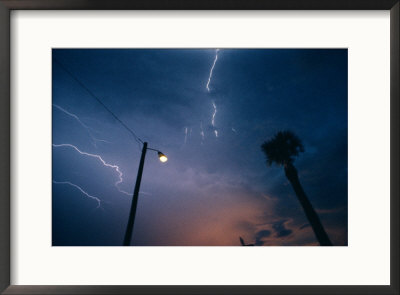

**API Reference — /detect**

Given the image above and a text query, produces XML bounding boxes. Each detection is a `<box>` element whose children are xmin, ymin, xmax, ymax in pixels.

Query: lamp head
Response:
<box><xmin>158</xmin><ymin>152</ymin><xmax>168</xmax><ymax>163</ymax></box>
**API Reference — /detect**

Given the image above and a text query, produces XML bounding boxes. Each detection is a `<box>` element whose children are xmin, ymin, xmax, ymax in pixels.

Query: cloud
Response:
<box><xmin>272</xmin><ymin>220</ymin><xmax>293</xmax><ymax>238</ymax></box>
<box><xmin>254</xmin><ymin>230</ymin><xmax>272</xmax><ymax>246</ymax></box>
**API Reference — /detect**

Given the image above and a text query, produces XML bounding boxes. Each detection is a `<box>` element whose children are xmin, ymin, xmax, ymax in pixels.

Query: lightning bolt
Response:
<box><xmin>53</xmin><ymin>104</ymin><xmax>109</xmax><ymax>147</ymax></box>
<box><xmin>53</xmin><ymin>180</ymin><xmax>101</xmax><ymax>209</ymax></box>
<box><xmin>200</xmin><ymin>122</ymin><xmax>205</xmax><ymax>143</ymax></box>
<box><xmin>211</xmin><ymin>100</ymin><xmax>218</xmax><ymax>137</ymax></box>
<box><xmin>52</xmin><ymin>143</ymin><xmax>130</xmax><ymax>196</ymax></box>
<box><xmin>53</xmin><ymin>104</ymin><xmax>91</xmax><ymax>129</ymax></box>
<box><xmin>205</xmin><ymin>50</ymin><xmax>221</xmax><ymax>138</ymax></box>
<box><xmin>206</xmin><ymin>49</ymin><xmax>219</xmax><ymax>92</ymax></box>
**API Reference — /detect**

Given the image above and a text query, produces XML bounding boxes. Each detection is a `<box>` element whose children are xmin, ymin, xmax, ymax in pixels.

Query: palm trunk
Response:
<box><xmin>284</xmin><ymin>163</ymin><xmax>332</xmax><ymax>246</ymax></box>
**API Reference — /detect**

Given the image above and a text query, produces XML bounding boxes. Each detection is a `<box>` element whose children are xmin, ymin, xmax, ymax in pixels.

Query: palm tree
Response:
<box><xmin>261</xmin><ymin>130</ymin><xmax>332</xmax><ymax>246</ymax></box>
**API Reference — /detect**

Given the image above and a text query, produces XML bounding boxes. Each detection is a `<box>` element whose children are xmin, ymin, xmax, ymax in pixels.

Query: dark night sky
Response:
<box><xmin>52</xmin><ymin>49</ymin><xmax>347</xmax><ymax>246</ymax></box>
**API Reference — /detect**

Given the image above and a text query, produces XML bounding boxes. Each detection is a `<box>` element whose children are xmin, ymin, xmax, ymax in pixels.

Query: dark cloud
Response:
<box><xmin>254</xmin><ymin>230</ymin><xmax>272</xmax><ymax>246</ymax></box>
<box><xmin>272</xmin><ymin>220</ymin><xmax>293</xmax><ymax>238</ymax></box>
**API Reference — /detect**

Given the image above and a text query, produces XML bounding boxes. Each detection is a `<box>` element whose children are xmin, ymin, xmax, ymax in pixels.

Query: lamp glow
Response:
<box><xmin>158</xmin><ymin>152</ymin><xmax>168</xmax><ymax>163</ymax></box>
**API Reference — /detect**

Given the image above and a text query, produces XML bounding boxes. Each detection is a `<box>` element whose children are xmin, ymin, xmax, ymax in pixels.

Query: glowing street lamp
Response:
<box><xmin>123</xmin><ymin>142</ymin><xmax>167</xmax><ymax>246</ymax></box>
<box><xmin>158</xmin><ymin>152</ymin><xmax>168</xmax><ymax>163</ymax></box>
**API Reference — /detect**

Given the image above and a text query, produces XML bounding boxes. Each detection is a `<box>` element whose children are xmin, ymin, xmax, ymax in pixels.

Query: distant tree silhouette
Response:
<box><xmin>261</xmin><ymin>130</ymin><xmax>332</xmax><ymax>246</ymax></box>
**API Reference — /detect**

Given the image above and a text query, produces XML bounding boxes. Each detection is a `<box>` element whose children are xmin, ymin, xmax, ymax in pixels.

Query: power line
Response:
<box><xmin>54</xmin><ymin>58</ymin><xmax>144</xmax><ymax>146</ymax></box>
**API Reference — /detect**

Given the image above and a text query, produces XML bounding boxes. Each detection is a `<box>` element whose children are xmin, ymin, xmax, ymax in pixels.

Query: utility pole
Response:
<box><xmin>123</xmin><ymin>142</ymin><xmax>148</xmax><ymax>246</ymax></box>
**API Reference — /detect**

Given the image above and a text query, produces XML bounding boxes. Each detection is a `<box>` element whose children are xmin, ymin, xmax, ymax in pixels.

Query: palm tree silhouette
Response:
<box><xmin>261</xmin><ymin>130</ymin><xmax>332</xmax><ymax>246</ymax></box>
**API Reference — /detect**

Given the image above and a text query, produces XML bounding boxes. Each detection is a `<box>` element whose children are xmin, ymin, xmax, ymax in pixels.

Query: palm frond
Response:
<box><xmin>261</xmin><ymin>130</ymin><xmax>304</xmax><ymax>166</ymax></box>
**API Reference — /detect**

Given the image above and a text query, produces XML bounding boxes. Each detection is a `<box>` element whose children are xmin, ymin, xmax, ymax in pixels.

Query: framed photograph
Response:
<box><xmin>1</xmin><ymin>1</ymin><xmax>399</xmax><ymax>294</ymax></box>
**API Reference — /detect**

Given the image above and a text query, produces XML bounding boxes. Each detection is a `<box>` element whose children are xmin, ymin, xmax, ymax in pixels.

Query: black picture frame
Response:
<box><xmin>1</xmin><ymin>1</ymin><xmax>399</xmax><ymax>294</ymax></box>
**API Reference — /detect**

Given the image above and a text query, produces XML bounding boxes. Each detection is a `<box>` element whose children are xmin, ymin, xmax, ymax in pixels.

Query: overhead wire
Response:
<box><xmin>53</xmin><ymin>58</ymin><xmax>144</xmax><ymax>147</ymax></box>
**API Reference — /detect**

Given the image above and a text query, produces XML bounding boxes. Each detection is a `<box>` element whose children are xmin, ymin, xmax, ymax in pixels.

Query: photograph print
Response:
<box><xmin>52</xmin><ymin>49</ymin><xmax>348</xmax><ymax>246</ymax></box>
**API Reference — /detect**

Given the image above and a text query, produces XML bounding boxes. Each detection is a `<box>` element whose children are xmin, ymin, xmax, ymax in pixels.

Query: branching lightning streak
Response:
<box><xmin>53</xmin><ymin>180</ymin><xmax>101</xmax><ymax>209</ymax></box>
<box><xmin>53</xmin><ymin>104</ymin><xmax>90</xmax><ymax>128</ymax></box>
<box><xmin>52</xmin><ymin>143</ymin><xmax>130</xmax><ymax>196</ymax></box>
<box><xmin>200</xmin><ymin>122</ymin><xmax>205</xmax><ymax>143</ymax></box>
<box><xmin>211</xmin><ymin>100</ymin><xmax>218</xmax><ymax>137</ymax></box>
<box><xmin>206</xmin><ymin>49</ymin><xmax>219</xmax><ymax>92</ymax></box>
<box><xmin>205</xmin><ymin>49</ymin><xmax>220</xmax><ymax>138</ymax></box>
<box><xmin>53</xmin><ymin>104</ymin><xmax>110</xmax><ymax>147</ymax></box>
